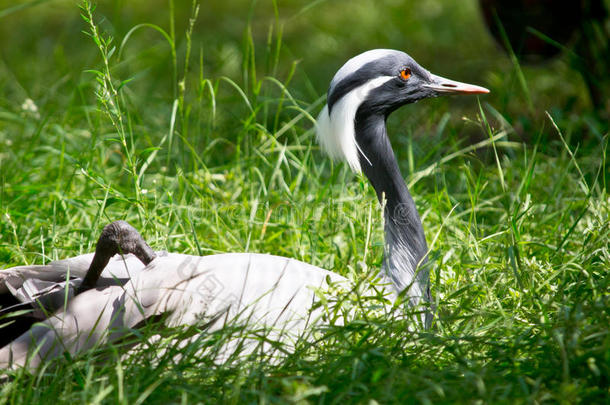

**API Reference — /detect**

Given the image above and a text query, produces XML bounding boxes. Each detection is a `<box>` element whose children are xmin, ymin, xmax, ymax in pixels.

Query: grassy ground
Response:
<box><xmin>0</xmin><ymin>0</ymin><xmax>609</xmax><ymax>403</ymax></box>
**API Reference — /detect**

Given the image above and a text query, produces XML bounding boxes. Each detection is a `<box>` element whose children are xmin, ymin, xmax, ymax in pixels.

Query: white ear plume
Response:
<box><xmin>316</xmin><ymin>76</ymin><xmax>393</xmax><ymax>173</ymax></box>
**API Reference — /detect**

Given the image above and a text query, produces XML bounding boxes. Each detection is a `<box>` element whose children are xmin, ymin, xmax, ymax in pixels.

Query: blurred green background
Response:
<box><xmin>0</xmin><ymin>0</ymin><xmax>606</xmax><ymax>148</ymax></box>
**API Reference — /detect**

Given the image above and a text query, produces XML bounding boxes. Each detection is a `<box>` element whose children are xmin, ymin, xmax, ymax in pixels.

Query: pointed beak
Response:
<box><xmin>423</xmin><ymin>73</ymin><xmax>490</xmax><ymax>94</ymax></box>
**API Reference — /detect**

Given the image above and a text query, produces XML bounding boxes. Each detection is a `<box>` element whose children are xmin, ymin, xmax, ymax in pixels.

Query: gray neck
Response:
<box><xmin>354</xmin><ymin>109</ymin><xmax>430</xmax><ymax>303</ymax></box>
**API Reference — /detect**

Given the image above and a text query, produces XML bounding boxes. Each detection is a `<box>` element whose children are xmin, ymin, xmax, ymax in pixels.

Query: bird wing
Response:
<box><xmin>0</xmin><ymin>252</ymin><xmax>167</xmax><ymax>305</ymax></box>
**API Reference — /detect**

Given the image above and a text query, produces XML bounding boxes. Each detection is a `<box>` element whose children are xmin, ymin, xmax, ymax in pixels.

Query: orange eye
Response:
<box><xmin>400</xmin><ymin>68</ymin><xmax>411</xmax><ymax>80</ymax></box>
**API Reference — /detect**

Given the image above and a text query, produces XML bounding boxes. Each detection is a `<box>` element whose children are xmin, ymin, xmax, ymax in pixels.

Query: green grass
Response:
<box><xmin>1</xmin><ymin>0</ymin><xmax>609</xmax><ymax>403</ymax></box>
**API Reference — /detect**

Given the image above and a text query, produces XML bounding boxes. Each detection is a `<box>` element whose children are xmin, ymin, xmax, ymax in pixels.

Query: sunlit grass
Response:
<box><xmin>0</xmin><ymin>0</ymin><xmax>608</xmax><ymax>403</ymax></box>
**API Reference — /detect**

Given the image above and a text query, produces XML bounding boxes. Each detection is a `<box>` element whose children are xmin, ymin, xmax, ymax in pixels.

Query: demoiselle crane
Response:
<box><xmin>0</xmin><ymin>49</ymin><xmax>488</xmax><ymax>370</ymax></box>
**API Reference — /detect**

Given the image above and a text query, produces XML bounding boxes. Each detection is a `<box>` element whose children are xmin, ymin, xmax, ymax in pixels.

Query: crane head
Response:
<box><xmin>316</xmin><ymin>49</ymin><xmax>489</xmax><ymax>172</ymax></box>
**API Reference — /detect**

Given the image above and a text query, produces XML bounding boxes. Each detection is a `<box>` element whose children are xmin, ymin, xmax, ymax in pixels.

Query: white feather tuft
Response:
<box><xmin>316</xmin><ymin>76</ymin><xmax>393</xmax><ymax>173</ymax></box>
<box><xmin>330</xmin><ymin>49</ymin><xmax>399</xmax><ymax>88</ymax></box>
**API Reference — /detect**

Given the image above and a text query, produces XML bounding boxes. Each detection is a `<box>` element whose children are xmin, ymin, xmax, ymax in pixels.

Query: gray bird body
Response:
<box><xmin>1</xmin><ymin>252</ymin><xmax>350</xmax><ymax>369</ymax></box>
